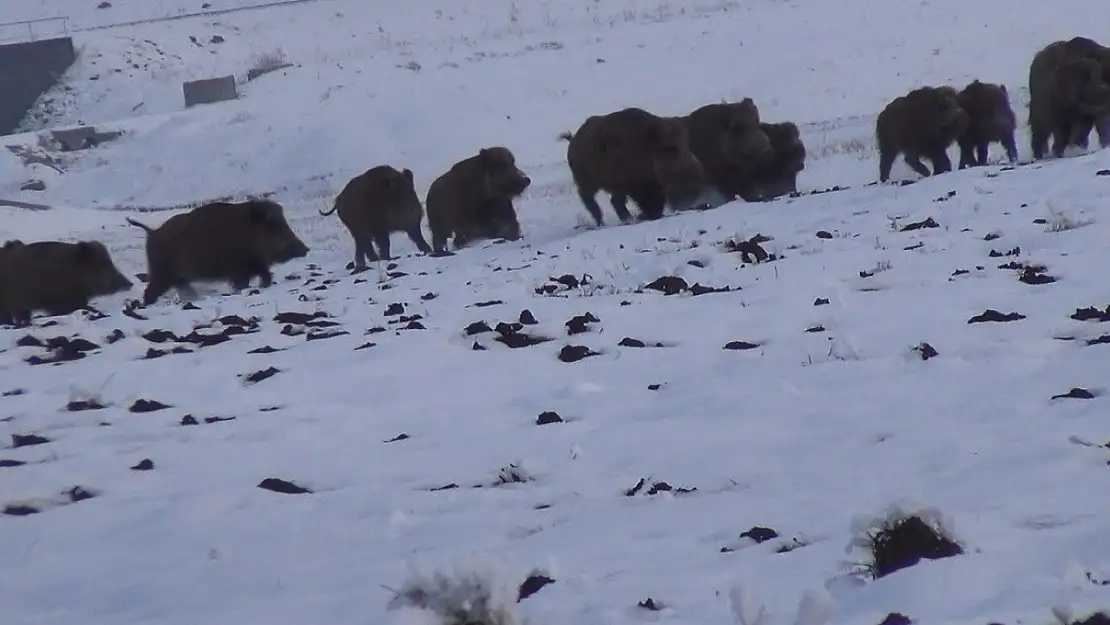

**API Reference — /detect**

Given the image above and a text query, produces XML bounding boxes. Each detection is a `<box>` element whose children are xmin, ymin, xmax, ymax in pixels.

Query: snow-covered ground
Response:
<box><xmin>4</xmin><ymin>1</ymin><xmax>1110</xmax><ymax>624</ymax></box>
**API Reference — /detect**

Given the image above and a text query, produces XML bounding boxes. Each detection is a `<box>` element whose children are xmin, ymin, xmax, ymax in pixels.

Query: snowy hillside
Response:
<box><xmin>4</xmin><ymin>1</ymin><xmax>1110</xmax><ymax>625</ymax></box>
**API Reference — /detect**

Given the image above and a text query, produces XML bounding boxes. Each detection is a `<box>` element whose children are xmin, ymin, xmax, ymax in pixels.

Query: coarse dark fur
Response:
<box><xmin>955</xmin><ymin>80</ymin><xmax>1018</xmax><ymax>168</ymax></box>
<box><xmin>0</xmin><ymin>240</ymin><xmax>132</xmax><ymax>326</ymax></box>
<box><xmin>1049</xmin><ymin>59</ymin><xmax>1110</xmax><ymax>156</ymax></box>
<box><xmin>677</xmin><ymin>99</ymin><xmax>773</xmax><ymax>203</ymax></box>
<box><xmin>424</xmin><ymin>146</ymin><xmax>530</xmax><ymax>256</ymax></box>
<box><xmin>560</xmin><ymin>106</ymin><xmax>706</xmax><ymax>226</ymax></box>
<box><xmin>754</xmin><ymin>121</ymin><xmax>807</xmax><ymax>199</ymax></box>
<box><xmin>450</xmin><ymin>196</ymin><xmax>521</xmax><ymax>247</ymax></box>
<box><xmin>1028</xmin><ymin>37</ymin><xmax>1110</xmax><ymax>159</ymax></box>
<box><xmin>319</xmin><ymin>165</ymin><xmax>432</xmax><ymax>269</ymax></box>
<box><xmin>126</xmin><ymin>198</ymin><xmax>309</xmax><ymax>305</ymax></box>
<box><xmin>876</xmin><ymin>85</ymin><xmax>970</xmax><ymax>182</ymax></box>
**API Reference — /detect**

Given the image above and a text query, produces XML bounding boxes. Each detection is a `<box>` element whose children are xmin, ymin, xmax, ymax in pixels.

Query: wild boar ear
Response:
<box><xmin>478</xmin><ymin>148</ymin><xmax>491</xmax><ymax>162</ymax></box>
<box><xmin>403</xmin><ymin>168</ymin><xmax>414</xmax><ymax>183</ymax></box>
<box><xmin>1000</xmin><ymin>84</ymin><xmax>1008</xmax><ymax>95</ymax></box>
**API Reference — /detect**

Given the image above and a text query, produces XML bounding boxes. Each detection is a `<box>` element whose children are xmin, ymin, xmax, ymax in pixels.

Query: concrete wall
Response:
<box><xmin>0</xmin><ymin>37</ymin><xmax>76</xmax><ymax>135</ymax></box>
<box><xmin>183</xmin><ymin>75</ymin><xmax>238</xmax><ymax>108</ymax></box>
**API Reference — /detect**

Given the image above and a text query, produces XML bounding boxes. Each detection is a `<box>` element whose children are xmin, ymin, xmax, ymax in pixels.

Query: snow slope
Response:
<box><xmin>4</xmin><ymin>1</ymin><xmax>1110</xmax><ymax>625</ymax></box>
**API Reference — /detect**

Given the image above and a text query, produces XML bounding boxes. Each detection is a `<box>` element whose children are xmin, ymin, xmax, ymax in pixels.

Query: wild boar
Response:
<box><xmin>127</xmin><ymin>198</ymin><xmax>309</xmax><ymax>305</ymax></box>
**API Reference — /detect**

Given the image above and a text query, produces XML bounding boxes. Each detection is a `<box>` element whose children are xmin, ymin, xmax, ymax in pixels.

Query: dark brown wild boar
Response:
<box><xmin>126</xmin><ymin>198</ymin><xmax>309</xmax><ymax>305</ymax></box>
<box><xmin>0</xmin><ymin>240</ymin><xmax>132</xmax><ymax>326</ymax></box>
<box><xmin>678</xmin><ymin>99</ymin><xmax>773</xmax><ymax>203</ymax></box>
<box><xmin>424</xmin><ymin>146</ymin><xmax>530</xmax><ymax>256</ymax></box>
<box><xmin>1048</xmin><ymin>60</ymin><xmax>1110</xmax><ymax>156</ymax></box>
<box><xmin>754</xmin><ymin>121</ymin><xmax>806</xmax><ymax>199</ymax></box>
<box><xmin>955</xmin><ymin>80</ymin><xmax>1018</xmax><ymax>168</ymax></box>
<box><xmin>1028</xmin><ymin>37</ymin><xmax>1110</xmax><ymax>159</ymax></box>
<box><xmin>1059</xmin><ymin>65</ymin><xmax>1110</xmax><ymax>150</ymax></box>
<box><xmin>876</xmin><ymin>85</ymin><xmax>969</xmax><ymax>182</ymax></box>
<box><xmin>319</xmin><ymin>165</ymin><xmax>432</xmax><ymax>270</ymax></box>
<box><xmin>561</xmin><ymin>107</ymin><xmax>706</xmax><ymax>226</ymax></box>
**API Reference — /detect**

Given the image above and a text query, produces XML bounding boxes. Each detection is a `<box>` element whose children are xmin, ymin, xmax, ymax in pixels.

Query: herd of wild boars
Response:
<box><xmin>1</xmin><ymin>36</ymin><xmax>1109</xmax><ymax>327</ymax></box>
<box><xmin>557</xmin><ymin>100</ymin><xmax>799</xmax><ymax>227</ymax></box>
<box><xmin>872</xmin><ymin>35</ymin><xmax>1110</xmax><ymax>183</ymax></box>
<box><xmin>560</xmin><ymin>107</ymin><xmax>707</xmax><ymax>226</ymax></box>
<box><xmin>553</xmin><ymin>36</ymin><xmax>1107</xmax><ymax>221</ymax></box>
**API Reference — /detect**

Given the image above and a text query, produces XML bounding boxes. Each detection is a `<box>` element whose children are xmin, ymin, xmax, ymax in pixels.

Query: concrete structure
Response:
<box><xmin>0</xmin><ymin>35</ymin><xmax>76</xmax><ymax>135</ymax></box>
<box><xmin>50</xmin><ymin>125</ymin><xmax>123</xmax><ymax>151</ymax></box>
<box><xmin>183</xmin><ymin>75</ymin><xmax>238</xmax><ymax>108</ymax></box>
